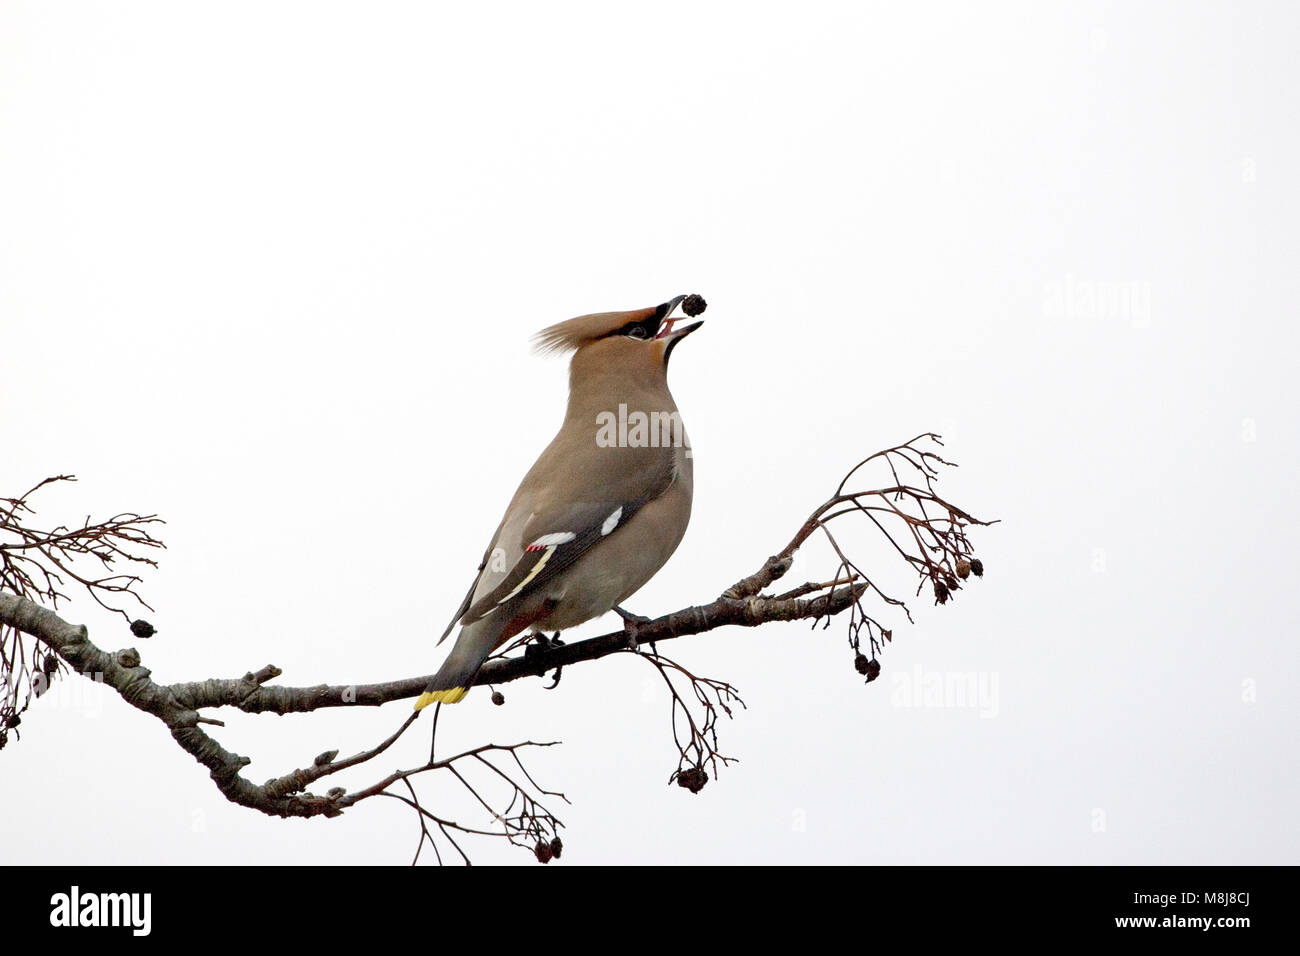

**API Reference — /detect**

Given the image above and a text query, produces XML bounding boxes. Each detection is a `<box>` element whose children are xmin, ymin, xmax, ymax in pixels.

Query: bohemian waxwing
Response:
<box><xmin>415</xmin><ymin>294</ymin><xmax>705</xmax><ymax>709</ymax></box>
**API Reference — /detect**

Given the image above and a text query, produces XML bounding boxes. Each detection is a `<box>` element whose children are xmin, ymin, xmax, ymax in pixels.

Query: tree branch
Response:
<box><xmin>1</xmin><ymin>433</ymin><xmax>994</xmax><ymax>863</ymax></box>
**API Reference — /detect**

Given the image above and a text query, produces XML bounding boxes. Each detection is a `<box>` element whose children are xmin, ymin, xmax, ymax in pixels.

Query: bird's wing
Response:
<box><xmin>437</xmin><ymin>544</ymin><xmax>495</xmax><ymax>643</ymax></box>
<box><xmin>457</xmin><ymin>496</ymin><xmax>648</xmax><ymax>625</ymax></box>
<box><xmin>454</xmin><ymin>441</ymin><xmax>677</xmax><ymax>628</ymax></box>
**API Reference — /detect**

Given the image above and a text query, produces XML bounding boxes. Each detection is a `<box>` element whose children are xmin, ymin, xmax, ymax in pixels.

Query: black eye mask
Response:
<box><xmin>607</xmin><ymin>299</ymin><xmax>676</xmax><ymax>341</ymax></box>
<box><xmin>610</xmin><ymin>317</ymin><xmax>660</xmax><ymax>340</ymax></box>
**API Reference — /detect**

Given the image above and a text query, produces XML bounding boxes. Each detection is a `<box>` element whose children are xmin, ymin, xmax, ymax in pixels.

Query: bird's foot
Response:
<box><xmin>524</xmin><ymin>632</ymin><xmax>564</xmax><ymax>667</ymax></box>
<box><xmin>613</xmin><ymin>606</ymin><xmax>655</xmax><ymax>652</ymax></box>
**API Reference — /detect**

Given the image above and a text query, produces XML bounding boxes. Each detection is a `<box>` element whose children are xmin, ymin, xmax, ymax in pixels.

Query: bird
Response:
<box><xmin>414</xmin><ymin>294</ymin><xmax>706</xmax><ymax>709</ymax></box>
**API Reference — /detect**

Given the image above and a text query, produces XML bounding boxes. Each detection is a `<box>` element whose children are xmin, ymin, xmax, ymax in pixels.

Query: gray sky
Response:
<box><xmin>3</xmin><ymin>1</ymin><xmax>1297</xmax><ymax>865</ymax></box>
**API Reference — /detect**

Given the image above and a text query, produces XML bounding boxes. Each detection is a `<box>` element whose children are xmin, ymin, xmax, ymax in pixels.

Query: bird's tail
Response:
<box><xmin>414</xmin><ymin>616</ymin><xmax>500</xmax><ymax>710</ymax></box>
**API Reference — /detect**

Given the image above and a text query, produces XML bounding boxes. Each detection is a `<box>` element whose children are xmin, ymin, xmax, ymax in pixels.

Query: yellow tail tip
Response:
<box><xmin>414</xmin><ymin>687</ymin><xmax>469</xmax><ymax>710</ymax></box>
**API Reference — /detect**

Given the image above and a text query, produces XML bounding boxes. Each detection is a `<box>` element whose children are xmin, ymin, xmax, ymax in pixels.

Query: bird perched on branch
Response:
<box><xmin>415</xmin><ymin>294</ymin><xmax>707</xmax><ymax>709</ymax></box>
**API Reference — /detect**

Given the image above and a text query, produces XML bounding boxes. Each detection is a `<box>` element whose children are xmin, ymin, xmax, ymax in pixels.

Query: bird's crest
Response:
<box><xmin>532</xmin><ymin>307</ymin><xmax>657</xmax><ymax>355</ymax></box>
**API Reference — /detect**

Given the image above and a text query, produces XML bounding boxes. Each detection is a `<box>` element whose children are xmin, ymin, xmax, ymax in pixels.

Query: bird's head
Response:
<box><xmin>533</xmin><ymin>294</ymin><xmax>706</xmax><ymax>377</ymax></box>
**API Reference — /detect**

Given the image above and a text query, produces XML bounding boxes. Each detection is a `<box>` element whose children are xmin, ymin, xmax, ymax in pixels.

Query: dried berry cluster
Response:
<box><xmin>533</xmin><ymin>837</ymin><xmax>564</xmax><ymax>864</ymax></box>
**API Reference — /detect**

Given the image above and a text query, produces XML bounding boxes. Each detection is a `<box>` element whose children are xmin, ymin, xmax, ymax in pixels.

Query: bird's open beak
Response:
<box><xmin>655</xmin><ymin>295</ymin><xmax>704</xmax><ymax>341</ymax></box>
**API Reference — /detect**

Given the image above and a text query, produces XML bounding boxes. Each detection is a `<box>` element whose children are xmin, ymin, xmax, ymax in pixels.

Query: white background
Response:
<box><xmin>2</xmin><ymin>1</ymin><xmax>1297</xmax><ymax>865</ymax></box>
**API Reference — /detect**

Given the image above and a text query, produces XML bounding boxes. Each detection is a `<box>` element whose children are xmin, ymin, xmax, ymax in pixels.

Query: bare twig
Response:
<box><xmin>628</xmin><ymin>647</ymin><xmax>745</xmax><ymax>793</ymax></box>
<box><xmin>1</xmin><ymin>475</ymin><xmax>164</xmax><ymax>741</ymax></box>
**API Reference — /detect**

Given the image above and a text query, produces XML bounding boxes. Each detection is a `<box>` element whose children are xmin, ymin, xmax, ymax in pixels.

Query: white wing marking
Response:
<box><xmin>529</xmin><ymin>531</ymin><xmax>576</xmax><ymax>548</ymax></box>
<box><xmin>497</xmin><ymin>546</ymin><xmax>556</xmax><ymax>604</ymax></box>
<box><xmin>601</xmin><ymin>507</ymin><xmax>623</xmax><ymax>536</ymax></box>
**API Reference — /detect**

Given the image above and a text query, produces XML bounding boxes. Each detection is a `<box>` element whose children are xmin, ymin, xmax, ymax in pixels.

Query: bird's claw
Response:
<box><xmin>524</xmin><ymin>632</ymin><xmax>564</xmax><ymax>671</ymax></box>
